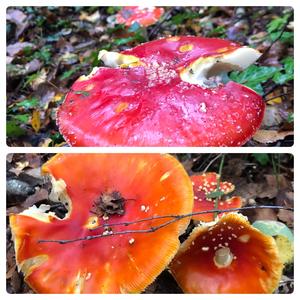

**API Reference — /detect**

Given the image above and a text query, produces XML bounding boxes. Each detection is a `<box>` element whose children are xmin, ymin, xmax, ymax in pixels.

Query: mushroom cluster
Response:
<box><xmin>170</xmin><ymin>213</ymin><xmax>283</xmax><ymax>293</ymax></box>
<box><xmin>9</xmin><ymin>155</ymin><xmax>285</xmax><ymax>293</ymax></box>
<box><xmin>9</xmin><ymin>154</ymin><xmax>193</xmax><ymax>293</ymax></box>
<box><xmin>57</xmin><ymin>36</ymin><xmax>265</xmax><ymax>146</ymax></box>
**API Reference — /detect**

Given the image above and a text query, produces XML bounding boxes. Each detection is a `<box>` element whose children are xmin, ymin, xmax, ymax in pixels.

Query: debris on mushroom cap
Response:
<box><xmin>9</xmin><ymin>154</ymin><xmax>193</xmax><ymax>293</ymax></box>
<box><xmin>191</xmin><ymin>173</ymin><xmax>242</xmax><ymax>222</ymax></box>
<box><xmin>169</xmin><ymin>213</ymin><xmax>283</xmax><ymax>293</ymax></box>
<box><xmin>116</xmin><ymin>6</ymin><xmax>164</xmax><ymax>27</ymax></box>
<box><xmin>57</xmin><ymin>36</ymin><xmax>265</xmax><ymax>147</ymax></box>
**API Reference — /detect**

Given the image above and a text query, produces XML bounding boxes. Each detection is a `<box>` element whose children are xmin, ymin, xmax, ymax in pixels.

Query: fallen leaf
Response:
<box><xmin>253</xmin><ymin>130</ymin><xmax>294</xmax><ymax>143</ymax></box>
<box><xmin>25</xmin><ymin>59</ymin><xmax>43</xmax><ymax>74</ymax></box>
<box><xmin>261</xmin><ymin>106</ymin><xmax>283</xmax><ymax>127</ymax></box>
<box><xmin>6</xmin><ymin>8</ymin><xmax>28</xmax><ymax>38</ymax></box>
<box><xmin>29</xmin><ymin>68</ymin><xmax>48</xmax><ymax>90</ymax></box>
<box><xmin>252</xmin><ymin>208</ymin><xmax>278</xmax><ymax>222</ymax></box>
<box><xmin>23</xmin><ymin>188</ymin><xmax>49</xmax><ymax>209</ymax></box>
<box><xmin>31</xmin><ymin>110</ymin><xmax>41</xmax><ymax>133</ymax></box>
<box><xmin>79</xmin><ymin>10</ymin><xmax>101</xmax><ymax>23</ymax></box>
<box><xmin>265</xmin><ymin>174</ymin><xmax>291</xmax><ymax>190</ymax></box>
<box><xmin>7</xmin><ymin>42</ymin><xmax>35</xmax><ymax>57</ymax></box>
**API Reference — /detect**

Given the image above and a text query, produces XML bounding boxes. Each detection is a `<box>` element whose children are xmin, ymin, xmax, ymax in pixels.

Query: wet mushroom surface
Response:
<box><xmin>9</xmin><ymin>154</ymin><xmax>193</xmax><ymax>293</ymax></box>
<box><xmin>169</xmin><ymin>213</ymin><xmax>283</xmax><ymax>293</ymax></box>
<box><xmin>58</xmin><ymin>36</ymin><xmax>265</xmax><ymax>146</ymax></box>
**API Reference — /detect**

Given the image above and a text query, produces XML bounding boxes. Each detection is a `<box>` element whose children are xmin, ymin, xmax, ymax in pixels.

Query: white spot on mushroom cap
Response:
<box><xmin>238</xmin><ymin>234</ymin><xmax>250</xmax><ymax>243</ymax></box>
<box><xmin>160</xmin><ymin>171</ymin><xmax>171</xmax><ymax>182</ymax></box>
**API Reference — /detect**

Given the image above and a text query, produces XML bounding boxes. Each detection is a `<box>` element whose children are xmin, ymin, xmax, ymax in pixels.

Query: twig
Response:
<box><xmin>202</xmin><ymin>154</ymin><xmax>222</xmax><ymax>173</ymax></box>
<box><xmin>148</xmin><ymin>8</ymin><xmax>175</xmax><ymax>39</ymax></box>
<box><xmin>38</xmin><ymin>205</ymin><xmax>293</xmax><ymax>244</ymax></box>
<box><xmin>263</xmin><ymin>92</ymin><xmax>293</xmax><ymax>102</ymax></box>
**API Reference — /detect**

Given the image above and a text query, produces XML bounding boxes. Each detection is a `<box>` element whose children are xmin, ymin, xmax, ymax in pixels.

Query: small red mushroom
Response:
<box><xmin>57</xmin><ymin>36</ymin><xmax>264</xmax><ymax>146</ymax></box>
<box><xmin>9</xmin><ymin>154</ymin><xmax>193</xmax><ymax>293</ymax></box>
<box><xmin>191</xmin><ymin>172</ymin><xmax>242</xmax><ymax>222</ymax></box>
<box><xmin>169</xmin><ymin>213</ymin><xmax>283</xmax><ymax>293</ymax></box>
<box><xmin>116</xmin><ymin>6</ymin><xmax>164</xmax><ymax>27</ymax></box>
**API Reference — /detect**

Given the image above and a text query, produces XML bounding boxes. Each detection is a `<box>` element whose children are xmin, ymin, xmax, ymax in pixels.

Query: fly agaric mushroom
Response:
<box><xmin>116</xmin><ymin>6</ymin><xmax>164</xmax><ymax>27</ymax></box>
<box><xmin>191</xmin><ymin>173</ymin><xmax>242</xmax><ymax>222</ymax></box>
<box><xmin>57</xmin><ymin>36</ymin><xmax>264</xmax><ymax>146</ymax></box>
<box><xmin>9</xmin><ymin>154</ymin><xmax>193</xmax><ymax>293</ymax></box>
<box><xmin>169</xmin><ymin>213</ymin><xmax>283</xmax><ymax>293</ymax></box>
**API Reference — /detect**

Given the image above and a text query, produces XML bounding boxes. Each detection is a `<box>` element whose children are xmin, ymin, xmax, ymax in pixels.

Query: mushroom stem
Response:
<box><xmin>214</xmin><ymin>247</ymin><xmax>234</xmax><ymax>268</ymax></box>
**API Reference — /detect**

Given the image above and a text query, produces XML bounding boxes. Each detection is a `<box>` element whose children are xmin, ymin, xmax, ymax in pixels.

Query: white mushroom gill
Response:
<box><xmin>180</xmin><ymin>47</ymin><xmax>261</xmax><ymax>88</ymax></box>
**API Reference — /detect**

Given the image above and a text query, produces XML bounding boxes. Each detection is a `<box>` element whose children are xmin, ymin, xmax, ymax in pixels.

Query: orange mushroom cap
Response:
<box><xmin>169</xmin><ymin>213</ymin><xmax>283</xmax><ymax>293</ymax></box>
<box><xmin>9</xmin><ymin>154</ymin><xmax>193</xmax><ymax>293</ymax></box>
<box><xmin>191</xmin><ymin>173</ymin><xmax>242</xmax><ymax>222</ymax></box>
<box><xmin>116</xmin><ymin>6</ymin><xmax>164</xmax><ymax>27</ymax></box>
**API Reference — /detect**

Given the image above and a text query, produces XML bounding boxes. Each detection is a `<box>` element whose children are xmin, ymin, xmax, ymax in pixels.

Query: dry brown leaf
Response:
<box><xmin>253</xmin><ymin>130</ymin><xmax>294</xmax><ymax>143</ymax></box>
<box><xmin>261</xmin><ymin>106</ymin><xmax>283</xmax><ymax>127</ymax></box>
<box><xmin>6</xmin><ymin>8</ymin><xmax>28</xmax><ymax>38</ymax></box>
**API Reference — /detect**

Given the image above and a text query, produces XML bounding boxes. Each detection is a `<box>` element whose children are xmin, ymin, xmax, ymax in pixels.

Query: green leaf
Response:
<box><xmin>287</xmin><ymin>113</ymin><xmax>294</xmax><ymax>123</ymax></box>
<box><xmin>252</xmin><ymin>153</ymin><xmax>270</xmax><ymax>166</ymax></box>
<box><xmin>107</xmin><ymin>23</ymin><xmax>125</xmax><ymax>34</ymax></box>
<box><xmin>7</xmin><ymin>120</ymin><xmax>26</xmax><ymax>137</ymax></box>
<box><xmin>230</xmin><ymin>65</ymin><xmax>279</xmax><ymax>94</ymax></box>
<box><xmin>252</xmin><ymin>220</ymin><xmax>293</xmax><ymax>242</ymax></box>
<box><xmin>206</xmin><ymin>190</ymin><xmax>225</xmax><ymax>199</ymax></box>
<box><xmin>207</xmin><ymin>25</ymin><xmax>226</xmax><ymax>37</ymax></box>
<box><xmin>106</xmin><ymin>6</ymin><xmax>121</xmax><ymax>15</ymax></box>
<box><xmin>272</xmin><ymin>57</ymin><xmax>294</xmax><ymax>84</ymax></box>
<box><xmin>15</xmin><ymin>97</ymin><xmax>39</xmax><ymax>109</ymax></box>
<box><xmin>282</xmin><ymin>56</ymin><xmax>294</xmax><ymax>74</ymax></box>
<box><xmin>114</xmin><ymin>37</ymin><xmax>135</xmax><ymax>46</ymax></box>
<box><xmin>49</xmin><ymin>132</ymin><xmax>65</xmax><ymax>145</ymax></box>
<box><xmin>267</xmin><ymin>17</ymin><xmax>287</xmax><ymax>34</ymax></box>
<box><xmin>13</xmin><ymin>114</ymin><xmax>30</xmax><ymax>123</ymax></box>
<box><xmin>269</xmin><ymin>31</ymin><xmax>293</xmax><ymax>44</ymax></box>
<box><xmin>23</xmin><ymin>72</ymin><xmax>41</xmax><ymax>87</ymax></box>
<box><xmin>171</xmin><ymin>12</ymin><xmax>199</xmax><ymax>25</ymax></box>
<box><xmin>253</xmin><ymin>220</ymin><xmax>294</xmax><ymax>265</ymax></box>
<box><xmin>33</xmin><ymin>46</ymin><xmax>52</xmax><ymax>64</ymax></box>
<box><xmin>59</xmin><ymin>67</ymin><xmax>80</xmax><ymax>80</ymax></box>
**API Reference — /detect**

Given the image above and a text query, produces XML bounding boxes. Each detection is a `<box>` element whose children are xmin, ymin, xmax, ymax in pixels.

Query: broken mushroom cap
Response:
<box><xmin>9</xmin><ymin>153</ymin><xmax>193</xmax><ymax>293</ymax></box>
<box><xmin>191</xmin><ymin>172</ymin><xmax>242</xmax><ymax>222</ymax></box>
<box><xmin>169</xmin><ymin>213</ymin><xmax>283</xmax><ymax>293</ymax></box>
<box><xmin>116</xmin><ymin>6</ymin><xmax>164</xmax><ymax>27</ymax></box>
<box><xmin>57</xmin><ymin>36</ymin><xmax>265</xmax><ymax>146</ymax></box>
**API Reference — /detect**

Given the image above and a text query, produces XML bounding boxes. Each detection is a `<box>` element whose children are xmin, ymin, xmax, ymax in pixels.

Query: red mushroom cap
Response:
<box><xmin>116</xmin><ymin>6</ymin><xmax>164</xmax><ymax>27</ymax></box>
<box><xmin>57</xmin><ymin>36</ymin><xmax>264</xmax><ymax>146</ymax></box>
<box><xmin>9</xmin><ymin>154</ymin><xmax>193</xmax><ymax>293</ymax></box>
<box><xmin>169</xmin><ymin>213</ymin><xmax>283</xmax><ymax>293</ymax></box>
<box><xmin>191</xmin><ymin>173</ymin><xmax>242</xmax><ymax>222</ymax></box>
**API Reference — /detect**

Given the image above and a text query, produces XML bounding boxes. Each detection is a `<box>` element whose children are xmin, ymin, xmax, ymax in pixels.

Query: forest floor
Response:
<box><xmin>6</xmin><ymin>153</ymin><xmax>294</xmax><ymax>293</ymax></box>
<box><xmin>7</xmin><ymin>6</ymin><xmax>294</xmax><ymax>147</ymax></box>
